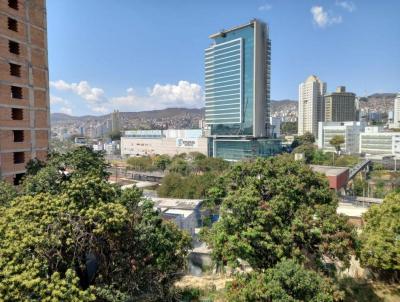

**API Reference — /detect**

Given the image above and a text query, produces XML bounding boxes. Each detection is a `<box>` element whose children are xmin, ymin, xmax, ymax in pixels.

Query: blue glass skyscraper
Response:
<box><xmin>205</xmin><ymin>19</ymin><xmax>281</xmax><ymax>161</ymax></box>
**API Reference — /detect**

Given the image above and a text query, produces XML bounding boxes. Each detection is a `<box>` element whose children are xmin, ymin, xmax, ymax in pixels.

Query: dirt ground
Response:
<box><xmin>175</xmin><ymin>274</ymin><xmax>232</xmax><ymax>291</ymax></box>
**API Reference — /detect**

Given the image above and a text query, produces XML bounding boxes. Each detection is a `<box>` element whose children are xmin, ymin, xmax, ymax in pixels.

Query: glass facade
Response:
<box><xmin>205</xmin><ymin>20</ymin><xmax>281</xmax><ymax>161</ymax></box>
<box><xmin>213</xmin><ymin>139</ymin><xmax>282</xmax><ymax>161</ymax></box>
<box><xmin>205</xmin><ymin>26</ymin><xmax>255</xmax><ymax>136</ymax></box>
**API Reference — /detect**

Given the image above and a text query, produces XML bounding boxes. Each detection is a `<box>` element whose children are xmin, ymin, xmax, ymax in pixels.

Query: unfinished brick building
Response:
<box><xmin>0</xmin><ymin>0</ymin><xmax>49</xmax><ymax>184</ymax></box>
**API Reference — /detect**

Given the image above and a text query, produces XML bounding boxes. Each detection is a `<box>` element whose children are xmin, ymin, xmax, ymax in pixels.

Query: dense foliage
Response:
<box><xmin>226</xmin><ymin>259</ymin><xmax>343</xmax><ymax>302</ymax></box>
<box><xmin>291</xmin><ymin>132</ymin><xmax>315</xmax><ymax>148</ymax></box>
<box><xmin>359</xmin><ymin>192</ymin><xmax>400</xmax><ymax>282</ymax></box>
<box><xmin>155</xmin><ymin>154</ymin><xmax>230</xmax><ymax>199</ymax></box>
<box><xmin>157</xmin><ymin>173</ymin><xmax>216</xmax><ymax>199</ymax></box>
<box><xmin>108</xmin><ymin>130</ymin><xmax>122</xmax><ymax>141</ymax></box>
<box><xmin>293</xmin><ymin>143</ymin><xmax>359</xmax><ymax>167</ymax></box>
<box><xmin>0</xmin><ymin>147</ymin><xmax>191</xmax><ymax>301</ymax></box>
<box><xmin>126</xmin><ymin>152</ymin><xmax>229</xmax><ymax>175</ymax></box>
<box><xmin>0</xmin><ymin>180</ymin><xmax>17</xmax><ymax>207</ymax></box>
<box><xmin>127</xmin><ymin>155</ymin><xmax>156</xmax><ymax>172</ymax></box>
<box><xmin>280</xmin><ymin>121</ymin><xmax>298</xmax><ymax>135</ymax></box>
<box><xmin>203</xmin><ymin>155</ymin><xmax>356</xmax><ymax>270</ymax></box>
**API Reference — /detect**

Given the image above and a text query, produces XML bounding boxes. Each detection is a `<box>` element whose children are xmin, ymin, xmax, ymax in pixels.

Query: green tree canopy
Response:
<box><xmin>0</xmin><ymin>180</ymin><xmax>17</xmax><ymax>207</ymax></box>
<box><xmin>298</xmin><ymin>132</ymin><xmax>316</xmax><ymax>144</ymax></box>
<box><xmin>187</xmin><ymin>151</ymin><xmax>207</xmax><ymax>161</ymax></box>
<box><xmin>293</xmin><ymin>143</ymin><xmax>317</xmax><ymax>163</ymax></box>
<box><xmin>226</xmin><ymin>259</ymin><xmax>343</xmax><ymax>302</ymax></box>
<box><xmin>281</xmin><ymin>121</ymin><xmax>298</xmax><ymax>135</ymax></box>
<box><xmin>330</xmin><ymin>135</ymin><xmax>345</xmax><ymax>154</ymax></box>
<box><xmin>45</xmin><ymin>147</ymin><xmax>110</xmax><ymax>179</ymax></box>
<box><xmin>153</xmin><ymin>154</ymin><xmax>172</xmax><ymax>171</ymax></box>
<box><xmin>157</xmin><ymin>172</ymin><xmax>217</xmax><ymax>199</ymax></box>
<box><xmin>21</xmin><ymin>147</ymin><xmax>110</xmax><ymax>196</ymax></box>
<box><xmin>193</xmin><ymin>157</ymin><xmax>230</xmax><ymax>174</ymax></box>
<box><xmin>21</xmin><ymin>165</ymin><xmax>65</xmax><ymax>196</ymax></box>
<box><xmin>108</xmin><ymin>130</ymin><xmax>122</xmax><ymax>141</ymax></box>
<box><xmin>168</xmin><ymin>158</ymin><xmax>190</xmax><ymax>176</ymax></box>
<box><xmin>25</xmin><ymin>158</ymin><xmax>46</xmax><ymax>175</ymax></box>
<box><xmin>0</xmin><ymin>149</ymin><xmax>191</xmax><ymax>301</ymax></box>
<box><xmin>126</xmin><ymin>155</ymin><xmax>155</xmax><ymax>172</ymax></box>
<box><xmin>359</xmin><ymin>192</ymin><xmax>400</xmax><ymax>282</ymax></box>
<box><xmin>203</xmin><ymin>155</ymin><xmax>356</xmax><ymax>270</ymax></box>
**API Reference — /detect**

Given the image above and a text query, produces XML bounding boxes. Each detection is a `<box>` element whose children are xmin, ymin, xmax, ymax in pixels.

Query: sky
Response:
<box><xmin>47</xmin><ymin>0</ymin><xmax>400</xmax><ymax>116</ymax></box>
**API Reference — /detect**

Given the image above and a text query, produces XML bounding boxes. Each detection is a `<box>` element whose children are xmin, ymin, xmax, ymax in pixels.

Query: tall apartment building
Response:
<box><xmin>205</xmin><ymin>19</ymin><xmax>281</xmax><ymax>161</ymax></box>
<box><xmin>111</xmin><ymin>109</ymin><xmax>120</xmax><ymax>133</ymax></box>
<box><xmin>0</xmin><ymin>0</ymin><xmax>49</xmax><ymax>184</ymax></box>
<box><xmin>393</xmin><ymin>93</ymin><xmax>400</xmax><ymax>129</ymax></box>
<box><xmin>324</xmin><ymin>86</ymin><xmax>356</xmax><ymax>122</ymax></box>
<box><xmin>298</xmin><ymin>75</ymin><xmax>326</xmax><ymax>138</ymax></box>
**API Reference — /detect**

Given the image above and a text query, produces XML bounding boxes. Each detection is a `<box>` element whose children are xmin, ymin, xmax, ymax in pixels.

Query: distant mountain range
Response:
<box><xmin>51</xmin><ymin>108</ymin><xmax>205</xmax><ymax>122</ymax></box>
<box><xmin>51</xmin><ymin>94</ymin><xmax>397</xmax><ymax>123</ymax></box>
<box><xmin>51</xmin><ymin>100</ymin><xmax>298</xmax><ymax>122</ymax></box>
<box><xmin>358</xmin><ymin>93</ymin><xmax>397</xmax><ymax>112</ymax></box>
<box><xmin>51</xmin><ymin>108</ymin><xmax>206</xmax><ymax>129</ymax></box>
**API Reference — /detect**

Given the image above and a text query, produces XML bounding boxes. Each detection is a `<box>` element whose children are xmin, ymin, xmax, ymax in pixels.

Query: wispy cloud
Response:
<box><xmin>335</xmin><ymin>1</ymin><xmax>356</xmax><ymax>12</ymax></box>
<box><xmin>311</xmin><ymin>6</ymin><xmax>342</xmax><ymax>28</ymax></box>
<box><xmin>59</xmin><ymin>106</ymin><xmax>73</xmax><ymax>115</ymax></box>
<box><xmin>258</xmin><ymin>3</ymin><xmax>272</xmax><ymax>11</ymax></box>
<box><xmin>51</xmin><ymin>80</ymin><xmax>204</xmax><ymax>114</ymax></box>
<box><xmin>50</xmin><ymin>95</ymin><xmax>74</xmax><ymax>115</ymax></box>
<box><xmin>50</xmin><ymin>95</ymin><xmax>68</xmax><ymax>105</ymax></box>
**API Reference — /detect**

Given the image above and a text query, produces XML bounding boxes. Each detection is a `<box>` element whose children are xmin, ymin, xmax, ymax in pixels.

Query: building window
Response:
<box><xmin>11</xmin><ymin>108</ymin><xmax>23</xmax><ymax>120</ymax></box>
<box><xmin>13</xmin><ymin>173</ymin><xmax>24</xmax><ymax>185</ymax></box>
<box><xmin>11</xmin><ymin>86</ymin><xmax>23</xmax><ymax>99</ymax></box>
<box><xmin>13</xmin><ymin>152</ymin><xmax>24</xmax><ymax>164</ymax></box>
<box><xmin>9</xmin><ymin>40</ymin><xmax>20</xmax><ymax>55</ymax></box>
<box><xmin>9</xmin><ymin>63</ymin><xmax>21</xmax><ymax>77</ymax></box>
<box><xmin>8</xmin><ymin>0</ymin><xmax>19</xmax><ymax>10</ymax></box>
<box><xmin>8</xmin><ymin>18</ymin><xmax>18</xmax><ymax>32</ymax></box>
<box><xmin>13</xmin><ymin>130</ymin><xmax>24</xmax><ymax>142</ymax></box>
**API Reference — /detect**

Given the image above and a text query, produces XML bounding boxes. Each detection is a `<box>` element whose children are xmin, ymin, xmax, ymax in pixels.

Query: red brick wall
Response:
<box><xmin>0</xmin><ymin>0</ymin><xmax>49</xmax><ymax>183</ymax></box>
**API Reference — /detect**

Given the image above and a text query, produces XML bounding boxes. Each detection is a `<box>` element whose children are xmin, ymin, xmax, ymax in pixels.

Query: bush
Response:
<box><xmin>359</xmin><ymin>192</ymin><xmax>400</xmax><ymax>282</ymax></box>
<box><xmin>127</xmin><ymin>156</ymin><xmax>155</xmax><ymax>171</ymax></box>
<box><xmin>226</xmin><ymin>259</ymin><xmax>343</xmax><ymax>302</ymax></box>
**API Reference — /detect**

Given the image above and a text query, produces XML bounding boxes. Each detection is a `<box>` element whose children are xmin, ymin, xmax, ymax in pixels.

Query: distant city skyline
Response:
<box><xmin>48</xmin><ymin>0</ymin><xmax>400</xmax><ymax>115</ymax></box>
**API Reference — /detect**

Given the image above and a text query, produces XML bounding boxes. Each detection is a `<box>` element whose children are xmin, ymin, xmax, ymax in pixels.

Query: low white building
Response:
<box><xmin>318</xmin><ymin>121</ymin><xmax>365</xmax><ymax>154</ymax></box>
<box><xmin>104</xmin><ymin>141</ymin><xmax>120</xmax><ymax>155</ymax></box>
<box><xmin>359</xmin><ymin>126</ymin><xmax>400</xmax><ymax>157</ymax></box>
<box><xmin>149</xmin><ymin>197</ymin><xmax>204</xmax><ymax>236</ymax></box>
<box><xmin>121</xmin><ymin>129</ymin><xmax>207</xmax><ymax>157</ymax></box>
<box><xmin>270</xmin><ymin>117</ymin><xmax>281</xmax><ymax>138</ymax></box>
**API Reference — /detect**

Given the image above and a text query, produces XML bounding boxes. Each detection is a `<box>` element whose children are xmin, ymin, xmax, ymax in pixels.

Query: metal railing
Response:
<box><xmin>348</xmin><ymin>159</ymin><xmax>371</xmax><ymax>180</ymax></box>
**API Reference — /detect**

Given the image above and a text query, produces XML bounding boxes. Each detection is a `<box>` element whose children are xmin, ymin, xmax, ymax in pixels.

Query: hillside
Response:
<box><xmin>51</xmin><ymin>108</ymin><xmax>204</xmax><ymax>123</ymax></box>
<box><xmin>51</xmin><ymin>102</ymin><xmax>298</xmax><ymax>123</ymax></box>
<box><xmin>51</xmin><ymin>93</ymin><xmax>397</xmax><ymax>126</ymax></box>
<box><xmin>358</xmin><ymin>93</ymin><xmax>397</xmax><ymax>112</ymax></box>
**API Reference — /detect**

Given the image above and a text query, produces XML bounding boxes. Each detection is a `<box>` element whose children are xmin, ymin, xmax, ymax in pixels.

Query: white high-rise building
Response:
<box><xmin>298</xmin><ymin>75</ymin><xmax>326</xmax><ymax>137</ymax></box>
<box><xmin>394</xmin><ymin>93</ymin><xmax>400</xmax><ymax>128</ymax></box>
